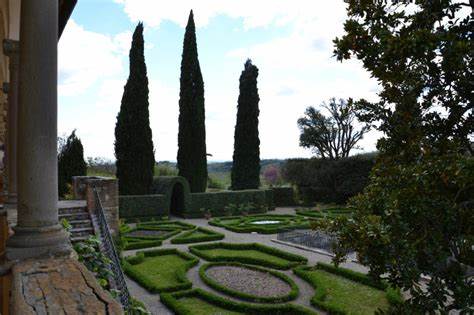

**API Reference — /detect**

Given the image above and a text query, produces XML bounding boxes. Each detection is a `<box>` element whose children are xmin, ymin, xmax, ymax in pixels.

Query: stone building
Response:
<box><xmin>0</xmin><ymin>0</ymin><xmax>123</xmax><ymax>313</ymax></box>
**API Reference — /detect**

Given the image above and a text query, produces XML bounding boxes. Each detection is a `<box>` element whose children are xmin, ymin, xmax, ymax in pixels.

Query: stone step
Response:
<box><xmin>58</xmin><ymin>207</ymin><xmax>88</xmax><ymax>215</ymax></box>
<box><xmin>59</xmin><ymin>212</ymin><xmax>90</xmax><ymax>221</ymax></box>
<box><xmin>68</xmin><ymin>219</ymin><xmax>92</xmax><ymax>229</ymax></box>
<box><xmin>70</xmin><ymin>235</ymin><xmax>90</xmax><ymax>243</ymax></box>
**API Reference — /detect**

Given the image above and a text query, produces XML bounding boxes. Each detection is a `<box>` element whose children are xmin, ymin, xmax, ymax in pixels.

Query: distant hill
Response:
<box><xmin>157</xmin><ymin>159</ymin><xmax>287</xmax><ymax>174</ymax></box>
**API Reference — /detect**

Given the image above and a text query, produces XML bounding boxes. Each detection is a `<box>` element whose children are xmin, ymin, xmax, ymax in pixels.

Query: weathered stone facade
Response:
<box><xmin>10</xmin><ymin>257</ymin><xmax>123</xmax><ymax>314</ymax></box>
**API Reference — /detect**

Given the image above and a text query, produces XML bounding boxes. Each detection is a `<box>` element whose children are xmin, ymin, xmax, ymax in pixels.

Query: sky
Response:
<box><xmin>58</xmin><ymin>0</ymin><xmax>382</xmax><ymax>162</ymax></box>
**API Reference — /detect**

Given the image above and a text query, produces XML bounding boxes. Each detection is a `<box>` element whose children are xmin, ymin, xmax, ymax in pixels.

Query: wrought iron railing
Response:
<box><xmin>277</xmin><ymin>229</ymin><xmax>339</xmax><ymax>254</ymax></box>
<box><xmin>93</xmin><ymin>188</ymin><xmax>131</xmax><ymax>310</ymax></box>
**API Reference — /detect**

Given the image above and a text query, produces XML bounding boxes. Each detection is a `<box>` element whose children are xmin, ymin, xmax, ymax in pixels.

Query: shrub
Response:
<box><xmin>272</xmin><ymin>187</ymin><xmax>295</xmax><ymax>206</ymax></box>
<box><xmin>119</xmin><ymin>194</ymin><xmax>168</xmax><ymax>219</ymax></box>
<box><xmin>209</xmin><ymin>214</ymin><xmax>310</xmax><ymax>234</ymax></box>
<box><xmin>170</xmin><ymin>227</ymin><xmax>225</xmax><ymax>244</ymax></box>
<box><xmin>160</xmin><ymin>288</ymin><xmax>316</xmax><ymax>315</ymax></box>
<box><xmin>199</xmin><ymin>262</ymin><xmax>299</xmax><ymax>303</ymax></box>
<box><xmin>189</xmin><ymin>189</ymin><xmax>270</xmax><ymax>217</ymax></box>
<box><xmin>58</xmin><ymin>130</ymin><xmax>87</xmax><ymax>197</ymax></box>
<box><xmin>123</xmin><ymin>248</ymin><xmax>198</xmax><ymax>293</ymax></box>
<box><xmin>189</xmin><ymin>242</ymin><xmax>307</xmax><ymax>270</ymax></box>
<box><xmin>282</xmin><ymin>153</ymin><xmax>375</xmax><ymax>204</ymax></box>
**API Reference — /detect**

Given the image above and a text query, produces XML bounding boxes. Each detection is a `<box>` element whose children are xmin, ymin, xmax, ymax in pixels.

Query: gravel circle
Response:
<box><xmin>205</xmin><ymin>265</ymin><xmax>292</xmax><ymax>298</ymax></box>
<box><xmin>126</xmin><ymin>230</ymin><xmax>168</xmax><ymax>238</ymax></box>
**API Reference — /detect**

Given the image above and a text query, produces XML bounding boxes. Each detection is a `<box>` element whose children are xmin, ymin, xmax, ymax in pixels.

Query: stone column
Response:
<box><xmin>3</xmin><ymin>39</ymin><xmax>19</xmax><ymax>204</ymax></box>
<box><xmin>6</xmin><ymin>0</ymin><xmax>71</xmax><ymax>260</ymax></box>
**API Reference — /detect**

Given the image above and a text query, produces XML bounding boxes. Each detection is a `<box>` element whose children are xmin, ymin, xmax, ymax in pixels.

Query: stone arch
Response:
<box><xmin>152</xmin><ymin>176</ymin><xmax>191</xmax><ymax>217</ymax></box>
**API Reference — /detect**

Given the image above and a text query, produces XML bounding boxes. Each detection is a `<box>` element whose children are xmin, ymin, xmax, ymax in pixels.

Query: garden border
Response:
<box><xmin>209</xmin><ymin>214</ymin><xmax>310</xmax><ymax>234</ymax></box>
<box><xmin>199</xmin><ymin>262</ymin><xmax>299</xmax><ymax>303</ymax></box>
<box><xmin>189</xmin><ymin>242</ymin><xmax>307</xmax><ymax>270</ymax></box>
<box><xmin>293</xmin><ymin>262</ymin><xmax>403</xmax><ymax>314</ymax></box>
<box><xmin>170</xmin><ymin>227</ymin><xmax>225</xmax><ymax>244</ymax></box>
<box><xmin>160</xmin><ymin>288</ymin><xmax>317</xmax><ymax>315</ymax></box>
<box><xmin>122</xmin><ymin>248</ymin><xmax>199</xmax><ymax>293</ymax></box>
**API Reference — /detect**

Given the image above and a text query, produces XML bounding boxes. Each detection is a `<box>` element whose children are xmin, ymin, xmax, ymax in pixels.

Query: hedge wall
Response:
<box><xmin>187</xmin><ymin>189</ymin><xmax>272</xmax><ymax>217</ymax></box>
<box><xmin>152</xmin><ymin>176</ymin><xmax>191</xmax><ymax>210</ymax></box>
<box><xmin>272</xmin><ymin>187</ymin><xmax>295</xmax><ymax>206</ymax></box>
<box><xmin>119</xmin><ymin>194</ymin><xmax>169</xmax><ymax>219</ymax></box>
<box><xmin>282</xmin><ymin>153</ymin><xmax>376</xmax><ymax>204</ymax></box>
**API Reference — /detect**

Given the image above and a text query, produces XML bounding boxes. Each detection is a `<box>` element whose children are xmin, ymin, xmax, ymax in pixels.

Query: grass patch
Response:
<box><xmin>122</xmin><ymin>248</ymin><xmax>198</xmax><ymax>293</ymax></box>
<box><xmin>293</xmin><ymin>263</ymin><xmax>403</xmax><ymax>315</ymax></box>
<box><xmin>209</xmin><ymin>214</ymin><xmax>310</xmax><ymax>234</ymax></box>
<box><xmin>189</xmin><ymin>242</ymin><xmax>307</xmax><ymax>270</ymax></box>
<box><xmin>295</xmin><ymin>207</ymin><xmax>353</xmax><ymax>220</ymax></box>
<box><xmin>199</xmin><ymin>262</ymin><xmax>299</xmax><ymax>303</ymax></box>
<box><xmin>121</xmin><ymin>226</ymin><xmax>181</xmax><ymax>250</ymax></box>
<box><xmin>171</xmin><ymin>227</ymin><xmax>225</xmax><ymax>244</ymax></box>
<box><xmin>160</xmin><ymin>288</ymin><xmax>317</xmax><ymax>315</ymax></box>
<box><xmin>137</xmin><ymin>220</ymin><xmax>195</xmax><ymax>230</ymax></box>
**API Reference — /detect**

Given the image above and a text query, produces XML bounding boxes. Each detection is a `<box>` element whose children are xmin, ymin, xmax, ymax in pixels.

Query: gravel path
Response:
<box><xmin>205</xmin><ymin>265</ymin><xmax>292</xmax><ymax>298</ymax></box>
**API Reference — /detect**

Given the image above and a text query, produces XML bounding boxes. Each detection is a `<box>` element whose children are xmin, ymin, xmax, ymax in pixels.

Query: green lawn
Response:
<box><xmin>297</xmin><ymin>268</ymin><xmax>390</xmax><ymax>314</ymax></box>
<box><xmin>178</xmin><ymin>297</ymin><xmax>243</xmax><ymax>315</ymax></box>
<box><xmin>123</xmin><ymin>249</ymin><xmax>198</xmax><ymax>293</ymax></box>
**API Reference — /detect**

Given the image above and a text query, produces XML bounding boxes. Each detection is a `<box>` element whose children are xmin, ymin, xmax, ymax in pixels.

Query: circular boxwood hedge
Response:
<box><xmin>209</xmin><ymin>214</ymin><xmax>311</xmax><ymax>234</ymax></box>
<box><xmin>199</xmin><ymin>262</ymin><xmax>299</xmax><ymax>303</ymax></box>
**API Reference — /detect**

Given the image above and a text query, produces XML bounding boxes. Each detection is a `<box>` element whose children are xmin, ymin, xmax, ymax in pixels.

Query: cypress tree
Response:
<box><xmin>115</xmin><ymin>22</ymin><xmax>155</xmax><ymax>195</ymax></box>
<box><xmin>231</xmin><ymin>59</ymin><xmax>261</xmax><ymax>190</ymax></box>
<box><xmin>177</xmin><ymin>10</ymin><xmax>207</xmax><ymax>193</ymax></box>
<box><xmin>58</xmin><ymin>130</ymin><xmax>87</xmax><ymax>197</ymax></box>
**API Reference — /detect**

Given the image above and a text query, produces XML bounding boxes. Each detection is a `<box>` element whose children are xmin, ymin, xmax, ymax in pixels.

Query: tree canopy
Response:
<box><xmin>231</xmin><ymin>59</ymin><xmax>261</xmax><ymax>190</ymax></box>
<box><xmin>58</xmin><ymin>130</ymin><xmax>87</xmax><ymax>197</ymax></box>
<box><xmin>115</xmin><ymin>22</ymin><xmax>155</xmax><ymax>195</ymax></box>
<box><xmin>177</xmin><ymin>10</ymin><xmax>208</xmax><ymax>193</ymax></box>
<box><xmin>320</xmin><ymin>1</ymin><xmax>474</xmax><ymax>312</ymax></box>
<box><xmin>298</xmin><ymin>98</ymin><xmax>369</xmax><ymax>160</ymax></box>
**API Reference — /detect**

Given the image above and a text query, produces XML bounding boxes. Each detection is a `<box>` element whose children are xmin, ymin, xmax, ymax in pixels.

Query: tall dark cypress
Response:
<box><xmin>231</xmin><ymin>59</ymin><xmax>261</xmax><ymax>190</ymax></box>
<box><xmin>177</xmin><ymin>10</ymin><xmax>207</xmax><ymax>193</ymax></box>
<box><xmin>58</xmin><ymin>130</ymin><xmax>87</xmax><ymax>197</ymax></box>
<box><xmin>115</xmin><ymin>22</ymin><xmax>155</xmax><ymax>195</ymax></box>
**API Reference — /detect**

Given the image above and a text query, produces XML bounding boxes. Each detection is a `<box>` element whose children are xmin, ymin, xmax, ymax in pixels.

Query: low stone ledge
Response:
<box><xmin>10</xmin><ymin>257</ymin><xmax>123</xmax><ymax>314</ymax></box>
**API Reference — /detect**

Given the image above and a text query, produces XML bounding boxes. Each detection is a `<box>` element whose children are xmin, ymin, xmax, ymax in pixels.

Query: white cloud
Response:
<box><xmin>58</xmin><ymin>20</ymin><xmax>128</xmax><ymax>96</ymax></box>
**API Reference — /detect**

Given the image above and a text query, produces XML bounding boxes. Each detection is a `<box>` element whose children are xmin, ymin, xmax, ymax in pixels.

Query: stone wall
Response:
<box><xmin>73</xmin><ymin>176</ymin><xmax>120</xmax><ymax>237</ymax></box>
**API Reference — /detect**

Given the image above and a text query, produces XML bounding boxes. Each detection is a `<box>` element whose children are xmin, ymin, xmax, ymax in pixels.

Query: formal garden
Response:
<box><xmin>54</xmin><ymin>1</ymin><xmax>472</xmax><ymax>314</ymax></box>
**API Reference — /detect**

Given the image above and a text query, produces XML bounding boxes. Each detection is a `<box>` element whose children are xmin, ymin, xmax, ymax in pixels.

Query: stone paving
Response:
<box><xmin>124</xmin><ymin>207</ymin><xmax>368</xmax><ymax>315</ymax></box>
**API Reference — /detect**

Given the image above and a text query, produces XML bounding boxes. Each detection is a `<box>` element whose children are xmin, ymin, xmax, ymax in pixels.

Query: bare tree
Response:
<box><xmin>298</xmin><ymin>98</ymin><xmax>369</xmax><ymax>159</ymax></box>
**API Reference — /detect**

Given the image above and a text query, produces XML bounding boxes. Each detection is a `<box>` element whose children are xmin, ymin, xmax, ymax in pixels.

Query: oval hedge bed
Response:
<box><xmin>293</xmin><ymin>263</ymin><xmax>403</xmax><ymax>315</ymax></box>
<box><xmin>171</xmin><ymin>227</ymin><xmax>225</xmax><ymax>244</ymax></box>
<box><xmin>189</xmin><ymin>242</ymin><xmax>307</xmax><ymax>270</ymax></box>
<box><xmin>122</xmin><ymin>248</ymin><xmax>198</xmax><ymax>293</ymax></box>
<box><xmin>209</xmin><ymin>214</ymin><xmax>311</xmax><ymax>234</ymax></box>
<box><xmin>160</xmin><ymin>288</ymin><xmax>317</xmax><ymax>315</ymax></box>
<box><xmin>200</xmin><ymin>262</ymin><xmax>299</xmax><ymax>303</ymax></box>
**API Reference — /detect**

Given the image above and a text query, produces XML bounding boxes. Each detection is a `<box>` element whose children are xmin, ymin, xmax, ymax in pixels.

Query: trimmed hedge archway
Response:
<box><xmin>152</xmin><ymin>176</ymin><xmax>191</xmax><ymax>217</ymax></box>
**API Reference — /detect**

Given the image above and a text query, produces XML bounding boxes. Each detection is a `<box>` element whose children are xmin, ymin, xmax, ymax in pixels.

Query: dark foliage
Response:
<box><xmin>115</xmin><ymin>22</ymin><xmax>155</xmax><ymax>195</ymax></box>
<box><xmin>283</xmin><ymin>154</ymin><xmax>375</xmax><ymax>204</ymax></box>
<box><xmin>298</xmin><ymin>98</ymin><xmax>369</xmax><ymax>159</ymax></box>
<box><xmin>177</xmin><ymin>10</ymin><xmax>207</xmax><ymax>193</ymax></box>
<box><xmin>58</xmin><ymin>130</ymin><xmax>87</xmax><ymax>197</ymax></box>
<box><xmin>231</xmin><ymin>59</ymin><xmax>261</xmax><ymax>190</ymax></box>
<box><xmin>324</xmin><ymin>1</ymin><xmax>474</xmax><ymax>312</ymax></box>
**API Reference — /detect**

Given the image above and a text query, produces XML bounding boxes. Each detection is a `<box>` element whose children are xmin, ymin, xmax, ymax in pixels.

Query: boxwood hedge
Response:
<box><xmin>170</xmin><ymin>227</ymin><xmax>225</xmax><ymax>244</ymax></box>
<box><xmin>122</xmin><ymin>248</ymin><xmax>199</xmax><ymax>293</ymax></box>
<box><xmin>293</xmin><ymin>262</ymin><xmax>403</xmax><ymax>314</ymax></box>
<box><xmin>160</xmin><ymin>288</ymin><xmax>317</xmax><ymax>315</ymax></box>
<box><xmin>199</xmin><ymin>262</ymin><xmax>299</xmax><ymax>303</ymax></box>
<box><xmin>189</xmin><ymin>242</ymin><xmax>307</xmax><ymax>270</ymax></box>
<box><xmin>209</xmin><ymin>214</ymin><xmax>311</xmax><ymax>234</ymax></box>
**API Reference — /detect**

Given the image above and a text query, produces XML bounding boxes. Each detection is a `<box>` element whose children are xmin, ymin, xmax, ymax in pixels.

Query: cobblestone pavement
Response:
<box><xmin>124</xmin><ymin>207</ymin><xmax>367</xmax><ymax>314</ymax></box>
